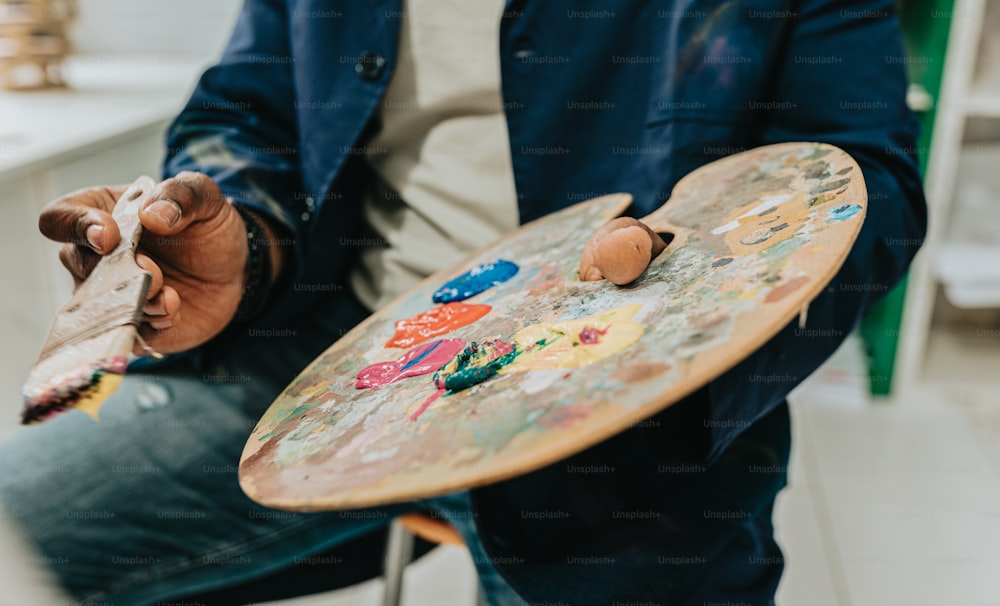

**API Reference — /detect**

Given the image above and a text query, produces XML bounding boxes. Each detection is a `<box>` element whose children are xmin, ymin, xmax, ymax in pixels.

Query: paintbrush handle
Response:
<box><xmin>34</xmin><ymin>176</ymin><xmax>156</xmax><ymax>360</ymax></box>
<box><xmin>111</xmin><ymin>176</ymin><xmax>155</xmax><ymax>254</ymax></box>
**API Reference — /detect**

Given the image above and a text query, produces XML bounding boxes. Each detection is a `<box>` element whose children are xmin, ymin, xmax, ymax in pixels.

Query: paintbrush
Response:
<box><xmin>20</xmin><ymin>176</ymin><xmax>156</xmax><ymax>425</ymax></box>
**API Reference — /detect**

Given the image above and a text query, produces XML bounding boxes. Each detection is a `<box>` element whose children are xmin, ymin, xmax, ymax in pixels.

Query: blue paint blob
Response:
<box><xmin>432</xmin><ymin>259</ymin><xmax>519</xmax><ymax>303</ymax></box>
<box><xmin>827</xmin><ymin>204</ymin><xmax>861</xmax><ymax>222</ymax></box>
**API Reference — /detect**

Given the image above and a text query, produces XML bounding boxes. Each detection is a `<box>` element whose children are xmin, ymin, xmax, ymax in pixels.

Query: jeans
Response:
<box><xmin>0</xmin><ymin>290</ymin><xmax>528</xmax><ymax>605</ymax></box>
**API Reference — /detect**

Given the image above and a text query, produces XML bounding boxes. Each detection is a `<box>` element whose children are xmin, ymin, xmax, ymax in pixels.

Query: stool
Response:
<box><xmin>382</xmin><ymin>514</ymin><xmax>481</xmax><ymax>606</ymax></box>
<box><xmin>177</xmin><ymin>514</ymin><xmax>471</xmax><ymax>604</ymax></box>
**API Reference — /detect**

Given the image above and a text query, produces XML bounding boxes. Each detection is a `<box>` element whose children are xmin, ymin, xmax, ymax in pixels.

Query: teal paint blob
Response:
<box><xmin>827</xmin><ymin>204</ymin><xmax>861</xmax><ymax>222</ymax></box>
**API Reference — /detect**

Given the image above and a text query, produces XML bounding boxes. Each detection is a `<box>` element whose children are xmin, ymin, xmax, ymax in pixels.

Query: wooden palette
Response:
<box><xmin>239</xmin><ymin>142</ymin><xmax>867</xmax><ymax>511</ymax></box>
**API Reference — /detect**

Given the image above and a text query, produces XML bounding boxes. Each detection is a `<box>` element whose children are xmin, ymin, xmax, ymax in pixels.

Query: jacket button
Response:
<box><xmin>356</xmin><ymin>51</ymin><xmax>387</xmax><ymax>81</ymax></box>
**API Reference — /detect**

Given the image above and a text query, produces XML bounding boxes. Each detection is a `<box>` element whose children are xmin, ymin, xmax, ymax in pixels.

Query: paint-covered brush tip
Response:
<box><xmin>21</xmin><ymin>357</ymin><xmax>128</xmax><ymax>425</ymax></box>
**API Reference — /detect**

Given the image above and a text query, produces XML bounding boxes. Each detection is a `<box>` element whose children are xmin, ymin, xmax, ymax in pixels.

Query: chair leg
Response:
<box><xmin>382</xmin><ymin>519</ymin><xmax>415</xmax><ymax>606</ymax></box>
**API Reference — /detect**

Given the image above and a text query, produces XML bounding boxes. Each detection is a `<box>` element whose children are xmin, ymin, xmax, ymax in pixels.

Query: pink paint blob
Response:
<box><xmin>356</xmin><ymin>339</ymin><xmax>465</xmax><ymax>390</ymax></box>
<box><xmin>578</xmin><ymin>327</ymin><xmax>609</xmax><ymax>345</ymax></box>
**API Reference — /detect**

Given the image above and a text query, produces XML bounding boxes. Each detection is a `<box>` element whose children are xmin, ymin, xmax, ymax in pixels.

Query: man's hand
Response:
<box><xmin>39</xmin><ymin>172</ymin><xmax>250</xmax><ymax>354</ymax></box>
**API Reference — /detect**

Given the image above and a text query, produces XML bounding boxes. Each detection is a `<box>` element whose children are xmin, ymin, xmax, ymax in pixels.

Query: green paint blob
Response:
<box><xmin>434</xmin><ymin>340</ymin><xmax>521</xmax><ymax>393</ymax></box>
<box><xmin>443</xmin><ymin>351</ymin><xmax>519</xmax><ymax>391</ymax></box>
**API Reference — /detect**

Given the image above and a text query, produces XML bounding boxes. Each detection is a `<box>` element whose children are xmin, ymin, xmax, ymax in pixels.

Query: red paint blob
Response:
<box><xmin>356</xmin><ymin>339</ymin><xmax>465</xmax><ymax>389</ymax></box>
<box><xmin>386</xmin><ymin>303</ymin><xmax>491</xmax><ymax>349</ymax></box>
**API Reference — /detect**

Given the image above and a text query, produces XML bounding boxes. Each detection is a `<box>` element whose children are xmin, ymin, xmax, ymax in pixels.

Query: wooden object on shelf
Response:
<box><xmin>239</xmin><ymin>142</ymin><xmax>868</xmax><ymax>511</ymax></box>
<box><xmin>0</xmin><ymin>0</ymin><xmax>76</xmax><ymax>90</ymax></box>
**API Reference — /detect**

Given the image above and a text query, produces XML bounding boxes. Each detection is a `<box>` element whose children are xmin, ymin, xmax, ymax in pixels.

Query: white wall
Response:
<box><xmin>0</xmin><ymin>6</ymin><xmax>245</xmax><ymax>597</ymax></box>
<box><xmin>71</xmin><ymin>0</ymin><xmax>243</xmax><ymax>58</ymax></box>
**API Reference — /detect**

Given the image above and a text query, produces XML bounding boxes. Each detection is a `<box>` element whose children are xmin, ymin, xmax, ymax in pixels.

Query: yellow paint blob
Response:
<box><xmin>502</xmin><ymin>304</ymin><xmax>645</xmax><ymax>372</ymax></box>
<box><xmin>73</xmin><ymin>374</ymin><xmax>124</xmax><ymax>421</ymax></box>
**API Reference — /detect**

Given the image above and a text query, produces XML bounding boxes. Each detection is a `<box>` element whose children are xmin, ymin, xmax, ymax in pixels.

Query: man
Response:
<box><xmin>1</xmin><ymin>0</ymin><xmax>926</xmax><ymax>604</ymax></box>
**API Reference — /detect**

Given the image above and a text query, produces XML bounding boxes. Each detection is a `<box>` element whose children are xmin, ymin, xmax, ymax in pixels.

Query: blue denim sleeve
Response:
<box><xmin>162</xmin><ymin>0</ymin><xmax>309</xmax><ymax>271</ymax></box>
<box><xmin>703</xmin><ymin>0</ymin><xmax>928</xmax><ymax>462</ymax></box>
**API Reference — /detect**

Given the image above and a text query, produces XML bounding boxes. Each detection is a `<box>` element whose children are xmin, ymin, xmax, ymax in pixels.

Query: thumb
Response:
<box><xmin>141</xmin><ymin>171</ymin><xmax>227</xmax><ymax>235</ymax></box>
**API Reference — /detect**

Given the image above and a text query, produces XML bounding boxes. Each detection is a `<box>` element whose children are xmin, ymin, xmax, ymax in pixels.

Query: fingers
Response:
<box><xmin>594</xmin><ymin>225</ymin><xmax>654</xmax><ymax>285</ymax></box>
<box><xmin>578</xmin><ymin>247</ymin><xmax>604</xmax><ymax>282</ymax></box>
<box><xmin>58</xmin><ymin>245</ymin><xmax>165</xmax><ymax>291</ymax></box>
<box><xmin>39</xmin><ymin>185</ymin><xmax>127</xmax><ymax>253</ymax></box>
<box><xmin>135</xmin><ymin>286</ymin><xmax>182</xmax><ymax>354</ymax></box>
<box><xmin>58</xmin><ymin>243</ymin><xmax>101</xmax><ymax>285</ymax></box>
<box><xmin>137</xmin><ymin>254</ymin><xmax>176</xmax><ymax>330</ymax></box>
<box><xmin>142</xmin><ymin>286</ymin><xmax>181</xmax><ymax>331</ymax></box>
<box><xmin>141</xmin><ymin>171</ymin><xmax>226</xmax><ymax>235</ymax></box>
<box><xmin>579</xmin><ymin>217</ymin><xmax>669</xmax><ymax>285</ymax></box>
<box><xmin>135</xmin><ymin>253</ymin><xmax>163</xmax><ymax>301</ymax></box>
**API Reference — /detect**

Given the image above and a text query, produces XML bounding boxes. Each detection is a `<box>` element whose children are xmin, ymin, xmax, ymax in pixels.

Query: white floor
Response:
<box><xmin>2</xmin><ymin>336</ymin><xmax>998</xmax><ymax>605</ymax></box>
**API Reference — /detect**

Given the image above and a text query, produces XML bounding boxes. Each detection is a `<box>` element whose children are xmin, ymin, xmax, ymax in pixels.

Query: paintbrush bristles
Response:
<box><xmin>21</xmin><ymin>325</ymin><xmax>134</xmax><ymax>423</ymax></box>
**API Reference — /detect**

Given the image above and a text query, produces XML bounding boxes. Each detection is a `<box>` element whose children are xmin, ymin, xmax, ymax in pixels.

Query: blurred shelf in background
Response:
<box><xmin>896</xmin><ymin>0</ymin><xmax>1000</xmax><ymax>392</ymax></box>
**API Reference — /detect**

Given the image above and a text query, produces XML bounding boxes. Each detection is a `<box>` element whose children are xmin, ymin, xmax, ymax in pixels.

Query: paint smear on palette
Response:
<box><xmin>612</xmin><ymin>362</ymin><xmax>671</xmax><ymax>383</ymax></box>
<box><xmin>537</xmin><ymin>402</ymin><xmax>594</xmax><ymax>430</ymax></box>
<box><xmin>827</xmin><ymin>204</ymin><xmax>861</xmax><ymax>222</ymax></box>
<box><xmin>764</xmin><ymin>275</ymin><xmax>810</xmax><ymax>303</ymax></box>
<box><xmin>410</xmin><ymin>339</ymin><xmax>522</xmax><ymax>421</ymax></box>
<box><xmin>356</xmin><ymin>339</ymin><xmax>465</xmax><ymax>389</ymax></box>
<box><xmin>386</xmin><ymin>302</ymin><xmax>491</xmax><ymax>348</ymax></box>
<box><xmin>406</xmin><ymin>307</ymin><xmax>644</xmax><ymax>421</ymax></box>
<box><xmin>504</xmin><ymin>304</ymin><xmax>645</xmax><ymax>372</ymax></box>
<box><xmin>409</xmin><ymin>388</ymin><xmax>446</xmax><ymax>422</ymax></box>
<box><xmin>432</xmin><ymin>260</ymin><xmax>519</xmax><ymax>303</ymax></box>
